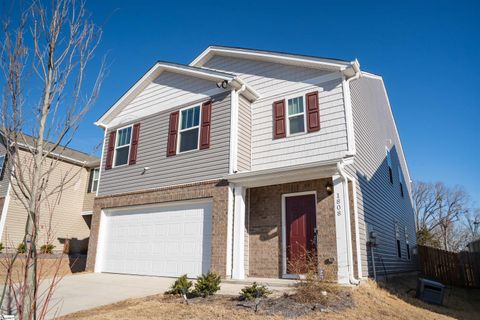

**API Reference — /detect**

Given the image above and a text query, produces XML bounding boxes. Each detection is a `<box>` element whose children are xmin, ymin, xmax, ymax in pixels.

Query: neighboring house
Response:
<box><xmin>0</xmin><ymin>133</ymin><xmax>100</xmax><ymax>254</ymax></box>
<box><xmin>86</xmin><ymin>46</ymin><xmax>416</xmax><ymax>284</ymax></box>
<box><xmin>467</xmin><ymin>239</ymin><xmax>480</xmax><ymax>253</ymax></box>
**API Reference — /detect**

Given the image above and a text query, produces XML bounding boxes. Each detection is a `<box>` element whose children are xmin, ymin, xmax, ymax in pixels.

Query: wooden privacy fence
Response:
<box><xmin>417</xmin><ymin>245</ymin><xmax>480</xmax><ymax>288</ymax></box>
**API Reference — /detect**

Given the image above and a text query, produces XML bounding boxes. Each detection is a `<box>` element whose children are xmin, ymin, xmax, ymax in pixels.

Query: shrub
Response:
<box><xmin>193</xmin><ymin>271</ymin><xmax>221</xmax><ymax>297</ymax></box>
<box><xmin>239</xmin><ymin>282</ymin><xmax>272</xmax><ymax>301</ymax></box>
<box><xmin>0</xmin><ymin>243</ymin><xmax>4</xmax><ymax>253</ymax></box>
<box><xmin>165</xmin><ymin>274</ymin><xmax>193</xmax><ymax>295</ymax></box>
<box><xmin>17</xmin><ymin>243</ymin><xmax>26</xmax><ymax>254</ymax></box>
<box><xmin>40</xmin><ymin>244</ymin><xmax>55</xmax><ymax>254</ymax></box>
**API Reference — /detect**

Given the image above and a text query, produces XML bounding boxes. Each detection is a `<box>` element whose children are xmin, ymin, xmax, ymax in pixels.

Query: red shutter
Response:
<box><xmin>200</xmin><ymin>100</ymin><xmax>212</xmax><ymax>150</ymax></box>
<box><xmin>306</xmin><ymin>91</ymin><xmax>320</xmax><ymax>132</ymax></box>
<box><xmin>273</xmin><ymin>99</ymin><xmax>286</xmax><ymax>139</ymax></box>
<box><xmin>105</xmin><ymin>131</ymin><xmax>116</xmax><ymax>170</ymax></box>
<box><xmin>167</xmin><ymin>111</ymin><xmax>179</xmax><ymax>157</ymax></box>
<box><xmin>129</xmin><ymin>123</ymin><xmax>141</xmax><ymax>165</ymax></box>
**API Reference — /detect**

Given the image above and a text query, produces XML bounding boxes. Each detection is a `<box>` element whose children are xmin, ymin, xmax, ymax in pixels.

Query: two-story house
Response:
<box><xmin>0</xmin><ymin>133</ymin><xmax>100</xmax><ymax>254</ymax></box>
<box><xmin>86</xmin><ymin>46</ymin><xmax>416</xmax><ymax>284</ymax></box>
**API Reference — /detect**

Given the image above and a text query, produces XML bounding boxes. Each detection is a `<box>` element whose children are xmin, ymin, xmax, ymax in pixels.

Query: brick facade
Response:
<box><xmin>248</xmin><ymin>178</ymin><xmax>337</xmax><ymax>279</ymax></box>
<box><xmin>86</xmin><ymin>180</ymin><xmax>229</xmax><ymax>276</ymax></box>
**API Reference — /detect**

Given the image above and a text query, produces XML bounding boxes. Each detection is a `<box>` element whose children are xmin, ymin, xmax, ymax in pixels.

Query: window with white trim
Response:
<box><xmin>287</xmin><ymin>96</ymin><xmax>306</xmax><ymax>135</ymax></box>
<box><xmin>398</xmin><ymin>165</ymin><xmax>404</xmax><ymax>197</ymax></box>
<box><xmin>89</xmin><ymin>168</ymin><xmax>100</xmax><ymax>193</ymax></box>
<box><xmin>386</xmin><ymin>148</ymin><xmax>393</xmax><ymax>184</ymax></box>
<box><xmin>0</xmin><ymin>155</ymin><xmax>5</xmax><ymax>179</ymax></box>
<box><xmin>405</xmin><ymin>226</ymin><xmax>411</xmax><ymax>260</ymax></box>
<box><xmin>395</xmin><ymin>222</ymin><xmax>402</xmax><ymax>258</ymax></box>
<box><xmin>114</xmin><ymin>126</ymin><xmax>132</xmax><ymax>167</ymax></box>
<box><xmin>178</xmin><ymin>105</ymin><xmax>200</xmax><ymax>153</ymax></box>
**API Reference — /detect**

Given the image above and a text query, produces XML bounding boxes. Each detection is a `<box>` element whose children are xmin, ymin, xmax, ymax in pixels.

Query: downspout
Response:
<box><xmin>336</xmin><ymin>160</ymin><xmax>360</xmax><ymax>285</ymax></box>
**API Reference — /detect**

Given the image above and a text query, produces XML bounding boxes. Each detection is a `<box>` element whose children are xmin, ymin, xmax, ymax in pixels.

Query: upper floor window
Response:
<box><xmin>386</xmin><ymin>148</ymin><xmax>393</xmax><ymax>184</ymax></box>
<box><xmin>398</xmin><ymin>165</ymin><xmax>404</xmax><ymax>197</ymax></box>
<box><xmin>287</xmin><ymin>96</ymin><xmax>306</xmax><ymax>135</ymax></box>
<box><xmin>0</xmin><ymin>155</ymin><xmax>5</xmax><ymax>179</ymax></box>
<box><xmin>89</xmin><ymin>168</ymin><xmax>100</xmax><ymax>193</ymax></box>
<box><xmin>114</xmin><ymin>126</ymin><xmax>132</xmax><ymax>167</ymax></box>
<box><xmin>395</xmin><ymin>222</ymin><xmax>402</xmax><ymax>258</ymax></box>
<box><xmin>179</xmin><ymin>105</ymin><xmax>200</xmax><ymax>153</ymax></box>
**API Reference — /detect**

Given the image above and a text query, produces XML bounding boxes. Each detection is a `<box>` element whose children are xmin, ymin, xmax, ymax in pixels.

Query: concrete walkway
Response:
<box><xmin>41</xmin><ymin>273</ymin><xmax>293</xmax><ymax>319</ymax></box>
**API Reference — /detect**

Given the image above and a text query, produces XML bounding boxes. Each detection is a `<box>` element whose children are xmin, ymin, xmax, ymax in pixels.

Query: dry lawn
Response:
<box><xmin>0</xmin><ymin>255</ymin><xmax>86</xmax><ymax>283</ymax></box>
<box><xmin>61</xmin><ymin>276</ymin><xmax>480</xmax><ymax>320</ymax></box>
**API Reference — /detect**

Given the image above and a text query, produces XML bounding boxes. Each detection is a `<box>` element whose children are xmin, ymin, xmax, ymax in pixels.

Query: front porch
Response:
<box><xmin>226</xmin><ymin>162</ymin><xmax>360</xmax><ymax>284</ymax></box>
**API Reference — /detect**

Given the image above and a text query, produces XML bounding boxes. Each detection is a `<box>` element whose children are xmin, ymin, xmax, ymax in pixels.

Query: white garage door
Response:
<box><xmin>97</xmin><ymin>200</ymin><xmax>212</xmax><ymax>278</ymax></box>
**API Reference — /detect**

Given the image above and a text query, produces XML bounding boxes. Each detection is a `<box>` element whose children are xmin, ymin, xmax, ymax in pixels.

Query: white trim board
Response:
<box><xmin>281</xmin><ymin>191</ymin><xmax>317</xmax><ymax>278</ymax></box>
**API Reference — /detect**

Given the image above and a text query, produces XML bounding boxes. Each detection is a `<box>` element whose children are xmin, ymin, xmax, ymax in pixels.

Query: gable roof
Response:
<box><xmin>0</xmin><ymin>130</ymin><xmax>99</xmax><ymax>167</ymax></box>
<box><xmin>95</xmin><ymin>61</ymin><xmax>259</xmax><ymax>128</ymax></box>
<box><xmin>190</xmin><ymin>45</ymin><xmax>357</xmax><ymax>75</ymax></box>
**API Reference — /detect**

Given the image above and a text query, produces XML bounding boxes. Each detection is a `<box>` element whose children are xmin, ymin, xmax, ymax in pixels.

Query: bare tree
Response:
<box><xmin>0</xmin><ymin>0</ymin><xmax>104</xmax><ymax>318</ymax></box>
<box><xmin>412</xmin><ymin>181</ymin><xmax>470</xmax><ymax>251</ymax></box>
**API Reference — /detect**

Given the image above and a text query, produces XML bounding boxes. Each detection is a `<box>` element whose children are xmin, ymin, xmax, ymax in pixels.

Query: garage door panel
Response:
<box><xmin>99</xmin><ymin>201</ymin><xmax>212</xmax><ymax>278</ymax></box>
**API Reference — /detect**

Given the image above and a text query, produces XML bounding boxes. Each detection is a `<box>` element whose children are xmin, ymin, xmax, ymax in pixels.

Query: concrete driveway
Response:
<box><xmin>46</xmin><ymin>273</ymin><xmax>174</xmax><ymax>318</ymax></box>
<box><xmin>44</xmin><ymin>273</ymin><xmax>293</xmax><ymax>319</ymax></box>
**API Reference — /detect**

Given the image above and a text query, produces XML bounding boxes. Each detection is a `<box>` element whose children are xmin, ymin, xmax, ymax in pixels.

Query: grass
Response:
<box><xmin>0</xmin><ymin>255</ymin><xmax>85</xmax><ymax>283</ymax></box>
<box><xmin>60</xmin><ymin>275</ymin><xmax>480</xmax><ymax>320</ymax></box>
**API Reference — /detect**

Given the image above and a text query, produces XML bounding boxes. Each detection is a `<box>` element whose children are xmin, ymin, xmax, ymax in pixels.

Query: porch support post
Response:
<box><xmin>332</xmin><ymin>174</ymin><xmax>350</xmax><ymax>284</ymax></box>
<box><xmin>232</xmin><ymin>185</ymin><xmax>246</xmax><ymax>280</ymax></box>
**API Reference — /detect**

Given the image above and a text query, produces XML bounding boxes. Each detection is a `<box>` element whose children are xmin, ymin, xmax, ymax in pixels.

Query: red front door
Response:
<box><xmin>285</xmin><ymin>194</ymin><xmax>317</xmax><ymax>274</ymax></box>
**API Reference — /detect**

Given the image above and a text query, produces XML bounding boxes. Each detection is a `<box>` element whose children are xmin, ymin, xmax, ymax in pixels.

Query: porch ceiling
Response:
<box><xmin>226</xmin><ymin>161</ymin><xmax>338</xmax><ymax>188</ymax></box>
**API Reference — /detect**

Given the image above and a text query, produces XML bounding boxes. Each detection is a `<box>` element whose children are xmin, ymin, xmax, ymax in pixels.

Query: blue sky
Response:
<box><xmin>67</xmin><ymin>0</ymin><xmax>479</xmax><ymax>204</ymax></box>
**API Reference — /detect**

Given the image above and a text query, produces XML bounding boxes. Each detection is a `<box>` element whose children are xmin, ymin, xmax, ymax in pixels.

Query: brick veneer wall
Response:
<box><xmin>86</xmin><ymin>180</ymin><xmax>229</xmax><ymax>276</ymax></box>
<box><xmin>248</xmin><ymin>178</ymin><xmax>337</xmax><ymax>279</ymax></box>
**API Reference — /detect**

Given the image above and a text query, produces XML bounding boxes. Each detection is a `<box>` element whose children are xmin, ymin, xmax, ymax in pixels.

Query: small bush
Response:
<box><xmin>17</xmin><ymin>243</ymin><xmax>26</xmax><ymax>254</ymax></box>
<box><xmin>193</xmin><ymin>271</ymin><xmax>221</xmax><ymax>297</ymax></box>
<box><xmin>165</xmin><ymin>274</ymin><xmax>193</xmax><ymax>295</ymax></box>
<box><xmin>40</xmin><ymin>244</ymin><xmax>55</xmax><ymax>254</ymax></box>
<box><xmin>0</xmin><ymin>243</ymin><xmax>4</xmax><ymax>253</ymax></box>
<box><xmin>239</xmin><ymin>282</ymin><xmax>272</xmax><ymax>301</ymax></box>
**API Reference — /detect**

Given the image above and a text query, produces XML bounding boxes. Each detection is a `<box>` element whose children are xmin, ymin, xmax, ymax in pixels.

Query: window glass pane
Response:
<box><xmin>92</xmin><ymin>180</ymin><xmax>98</xmax><ymax>192</ymax></box>
<box><xmin>115</xmin><ymin>146</ymin><xmax>129</xmax><ymax>166</ymax></box>
<box><xmin>179</xmin><ymin>128</ymin><xmax>199</xmax><ymax>152</ymax></box>
<box><xmin>181</xmin><ymin>106</ymin><xmax>200</xmax><ymax>130</ymax></box>
<box><xmin>0</xmin><ymin>155</ymin><xmax>4</xmax><ymax>177</ymax></box>
<box><xmin>93</xmin><ymin>168</ymin><xmax>99</xmax><ymax>180</ymax></box>
<box><xmin>288</xmin><ymin>97</ymin><xmax>304</xmax><ymax>115</ymax></box>
<box><xmin>289</xmin><ymin>115</ymin><xmax>305</xmax><ymax>134</ymax></box>
<box><xmin>117</xmin><ymin>127</ymin><xmax>131</xmax><ymax>146</ymax></box>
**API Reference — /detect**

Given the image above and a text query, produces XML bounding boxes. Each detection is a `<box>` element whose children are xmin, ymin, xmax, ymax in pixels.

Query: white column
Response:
<box><xmin>332</xmin><ymin>174</ymin><xmax>350</xmax><ymax>284</ymax></box>
<box><xmin>232</xmin><ymin>186</ymin><xmax>246</xmax><ymax>280</ymax></box>
<box><xmin>225</xmin><ymin>184</ymin><xmax>234</xmax><ymax>277</ymax></box>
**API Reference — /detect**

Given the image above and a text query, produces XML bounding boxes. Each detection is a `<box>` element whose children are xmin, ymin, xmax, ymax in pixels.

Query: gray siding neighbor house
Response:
<box><xmin>86</xmin><ymin>46</ymin><xmax>416</xmax><ymax>284</ymax></box>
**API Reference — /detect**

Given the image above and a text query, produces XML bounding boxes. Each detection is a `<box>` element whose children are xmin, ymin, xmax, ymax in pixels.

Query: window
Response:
<box><xmin>395</xmin><ymin>222</ymin><xmax>402</xmax><ymax>258</ymax></box>
<box><xmin>89</xmin><ymin>168</ymin><xmax>100</xmax><ymax>193</ymax></box>
<box><xmin>287</xmin><ymin>96</ymin><xmax>306</xmax><ymax>135</ymax></box>
<box><xmin>178</xmin><ymin>105</ymin><xmax>200</xmax><ymax>153</ymax></box>
<box><xmin>0</xmin><ymin>155</ymin><xmax>5</xmax><ymax>179</ymax></box>
<box><xmin>386</xmin><ymin>148</ymin><xmax>393</xmax><ymax>184</ymax></box>
<box><xmin>398</xmin><ymin>165</ymin><xmax>404</xmax><ymax>197</ymax></box>
<box><xmin>405</xmin><ymin>226</ymin><xmax>411</xmax><ymax>260</ymax></box>
<box><xmin>114</xmin><ymin>126</ymin><xmax>132</xmax><ymax>167</ymax></box>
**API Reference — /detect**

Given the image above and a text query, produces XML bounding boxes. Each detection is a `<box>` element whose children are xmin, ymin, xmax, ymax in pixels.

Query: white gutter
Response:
<box><xmin>342</xmin><ymin>60</ymin><xmax>361</xmax><ymax>156</ymax></box>
<box><xmin>336</xmin><ymin>160</ymin><xmax>360</xmax><ymax>285</ymax></box>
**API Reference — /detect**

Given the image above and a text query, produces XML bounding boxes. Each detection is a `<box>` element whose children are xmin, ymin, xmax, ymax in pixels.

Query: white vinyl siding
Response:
<box><xmin>108</xmin><ymin>71</ymin><xmax>224</xmax><ymax>128</ymax></box>
<box><xmin>345</xmin><ymin>76</ymin><xmax>416</xmax><ymax>277</ymax></box>
<box><xmin>98</xmin><ymin>92</ymin><xmax>231</xmax><ymax>196</ymax></box>
<box><xmin>204</xmin><ymin>55</ymin><xmax>348</xmax><ymax>171</ymax></box>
